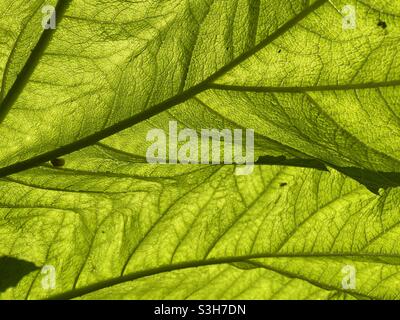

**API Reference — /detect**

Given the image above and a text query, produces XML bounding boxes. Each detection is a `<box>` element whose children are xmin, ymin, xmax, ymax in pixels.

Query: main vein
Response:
<box><xmin>0</xmin><ymin>0</ymin><xmax>329</xmax><ymax>178</ymax></box>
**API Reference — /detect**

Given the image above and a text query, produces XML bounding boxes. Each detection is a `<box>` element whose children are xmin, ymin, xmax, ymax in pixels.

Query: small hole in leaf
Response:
<box><xmin>378</xmin><ymin>20</ymin><xmax>387</xmax><ymax>29</ymax></box>
<box><xmin>50</xmin><ymin>158</ymin><xmax>65</xmax><ymax>167</ymax></box>
<box><xmin>280</xmin><ymin>182</ymin><xmax>287</xmax><ymax>187</ymax></box>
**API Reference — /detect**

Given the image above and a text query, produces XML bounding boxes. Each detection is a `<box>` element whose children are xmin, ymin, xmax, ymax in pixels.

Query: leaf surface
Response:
<box><xmin>1</xmin><ymin>0</ymin><xmax>399</xmax><ymax>178</ymax></box>
<box><xmin>1</xmin><ymin>0</ymin><xmax>400</xmax><ymax>300</ymax></box>
<box><xmin>1</xmin><ymin>148</ymin><xmax>400</xmax><ymax>299</ymax></box>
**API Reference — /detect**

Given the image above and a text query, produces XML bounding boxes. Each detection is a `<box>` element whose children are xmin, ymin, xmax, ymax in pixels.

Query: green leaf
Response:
<box><xmin>1</xmin><ymin>0</ymin><xmax>399</xmax><ymax>180</ymax></box>
<box><xmin>0</xmin><ymin>147</ymin><xmax>399</xmax><ymax>300</ymax></box>
<box><xmin>1</xmin><ymin>0</ymin><xmax>400</xmax><ymax>300</ymax></box>
<box><xmin>0</xmin><ymin>2</ymin><xmax>359</xmax><ymax>170</ymax></box>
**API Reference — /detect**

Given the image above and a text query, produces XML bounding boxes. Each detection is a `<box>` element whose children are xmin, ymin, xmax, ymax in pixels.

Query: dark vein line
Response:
<box><xmin>46</xmin><ymin>251</ymin><xmax>396</xmax><ymax>300</ymax></box>
<box><xmin>0</xmin><ymin>0</ymin><xmax>45</xmax><ymax>102</ymax></box>
<box><xmin>246</xmin><ymin>0</ymin><xmax>260</xmax><ymax>49</ymax></box>
<box><xmin>94</xmin><ymin>142</ymin><xmax>148</xmax><ymax>162</ymax></box>
<box><xmin>0</xmin><ymin>0</ymin><xmax>72</xmax><ymax>123</ymax></box>
<box><xmin>2</xmin><ymin>176</ymin><xmax>147</xmax><ymax>195</ymax></box>
<box><xmin>247</xmin><ymin>261</ymin><xmax>373</xmax><ymax>300</ymax></box>
<box><xmin>37</xmin><ymin>165</ymin><xmax>175</xmax><ymax>182</ymax></box>
<box><xmin>208</xmin><ymin>80</ymin><xmax>400</xmax><ymax>93</ymax></box>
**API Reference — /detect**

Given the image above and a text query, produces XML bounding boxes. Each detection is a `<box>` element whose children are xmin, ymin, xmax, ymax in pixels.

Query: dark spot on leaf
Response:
<box><xmin>280</xmin><ymin>182</ymin><xmax>288</xmax><ymax>187</ymax></box>
<box><xmin>0</xmin><ymin>257</ymin><xmax>39</xmax><ymax>292</ymax></box>
<box><xmin>378</xmin><ymin>20</ymin><xmax>387</xmax><ymax>29</ymax></box>
<box><xmin>50</xmin><ymin>158</ymin><xmax>65</xmax><ymax>167</ymax></box>
<box><xmin>278</xmin><ymin>49</ymin><xmax>282</xmax><ymax>53</ymax></box>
